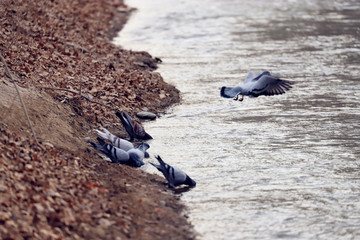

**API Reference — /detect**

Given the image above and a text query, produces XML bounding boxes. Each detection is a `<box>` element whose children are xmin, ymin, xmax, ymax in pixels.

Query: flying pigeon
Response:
<box><xmin>89</xmin><ymin>137</ymin><xmax>149</xmax><ymax>168</ymax></box>
<box><xmin>220</xmin><ymin>71</ymin><xmax>294</xmax><ymax>101</ymax></box>
<box><xmin>150</xmin><ymin>155</ymin><xmax>196</xmax><ymax>188</ymax></box>
<box><xmin>116</xmin><ymin>111</ymin><xmax>153</xmax><ymax>141</ymax></box>
<box><xmin>96</xmin><ymin>127</ymin><xmax>134</xmax><ymax>151</ymax></box>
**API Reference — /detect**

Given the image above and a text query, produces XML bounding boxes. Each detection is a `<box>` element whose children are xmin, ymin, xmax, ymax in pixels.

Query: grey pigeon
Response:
<box><xmin>150</xmin><ymin>155</ymin><xmax>196</xmax><ymax>188</ymax></box>
<box><xmin>96</xmin><ymin>127</ymin><xmax>150</xmax><ymax>158</ymax></box>
<box><xmin>89</xmin><ymin>137</ymin><xmax>148</xmax><ymax>168</ymax></box>
<box><xmin>127</xmin><ymin>142</ymin><xmax>150</xmax><ymax>165</ymax></box>
<box><xmin>116</xmin><ymin>111</ymin><xmax>153</xmax><ymax>141</ymax></box>
<box><xmin>221</xmin><ymin>71</ymin><xmax>294</xmax><ymax>101</ymax></box>
<box><xmin>96</xmin><ymin>127</ymin><xmax>134</xmax><ymax>151</ymax></box>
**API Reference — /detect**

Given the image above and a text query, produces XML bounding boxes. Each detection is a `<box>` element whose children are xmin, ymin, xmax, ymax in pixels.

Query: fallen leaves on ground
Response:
<box><xmin>0</xmin><ymin>128</ymin><xmax>195</xmax><ymax>239</ymax></box>
<box><xmin>0</xmin><ymin>0</ymin><xmax>180</xmax><ymax>126</ymax></box>
<box><xmin>0</xmin><ymin>0</ymin><xmax>195</xmax><ymax>239</ymax></box>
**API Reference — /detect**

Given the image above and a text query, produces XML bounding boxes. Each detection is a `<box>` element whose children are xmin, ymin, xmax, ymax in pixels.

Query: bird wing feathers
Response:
<box><xmin>221</xmin><ymin>71</ymin><xmax>294</xmax><ymax>99</ymax></box>
<box><xmin>244</xmin><ymin>71</ymin><xmax>263</xmax><ymax>83</ymax></box>
<box><xmin>96</xmin><ymin>128</ymin><xmax>134</xmax><ymax>151</ymax></box>
<box><xmin>116</xmin><ymin>111</ymin><xmax>135</xmax><ymax>139</ymax></box>
<box><xmin>250</xmin><ymin>75</ymin><xmax>293</xmax><ymax>97</ymax></box>
<box><xmin>90</xmin><ymin>138</ymin><xmax>130</xmax><ymax>163</ymax></box>
<box><xmin>116</xmin><ymin>111</ymin><xmax>153</xmax><ymax>140</ymax></box>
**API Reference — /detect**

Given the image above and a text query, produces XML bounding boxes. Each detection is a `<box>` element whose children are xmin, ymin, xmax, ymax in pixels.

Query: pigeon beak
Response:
<box><xmin>190</xmin><ymin>179</ymin><xmax>196</xmax><ymax>187</ymax></box>
<box><xmin>185</xmin><ymin>176</ymin><xmax>196</xmax><ymax>187</ymax></box>
<box><xmin>129</xmin><ymin>155</ymin><xmax>144</xmax><ymax>167</ymax></box>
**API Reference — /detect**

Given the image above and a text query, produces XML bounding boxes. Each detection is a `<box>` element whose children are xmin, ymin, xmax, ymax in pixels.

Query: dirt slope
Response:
<box><xmin>0</xmin><ymin>0</ymin><xmax>195</xmax><ymax>239</ymax></box>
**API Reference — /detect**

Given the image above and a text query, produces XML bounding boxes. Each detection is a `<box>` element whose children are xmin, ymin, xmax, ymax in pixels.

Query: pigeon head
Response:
<box><xmin>184</xmin><ymin>175</ymin><xmax>196</xmax><ymax>187</ymax></box>
<box><xmin>128</xmin><ymin>149</ymin><xmax>145</xmax><ymax>167</ymax></box>
<box><xmin>129</xmin><ymin>155</ymin><xmax>144</xmax><ymax>167</ymax></box>
<box><xmin>136</xmin><ymin>142</ymin><xmax>150</xmax><ymax>153</ymax></box>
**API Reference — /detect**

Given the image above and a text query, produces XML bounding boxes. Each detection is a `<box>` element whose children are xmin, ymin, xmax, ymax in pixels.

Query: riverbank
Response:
<box><xmin>0</xmin><ymin>0</ymin><xmax>195</xmax><ymax>239</ymax></box>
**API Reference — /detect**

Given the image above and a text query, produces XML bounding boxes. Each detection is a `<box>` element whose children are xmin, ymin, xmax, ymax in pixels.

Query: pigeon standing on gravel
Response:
<box><xmin>89</xmin><ymin>137</ymin><xmax>149</xmax><ymax>167</ymax></box>
<box><xmin>150</xmin><ymin>155</ymin><xmax>196</xmax><ymax>188</ymax></box>
<box><xmin>116</xmin><ymin>111</ymin><xmax>153</xmax><ymax>141</ymax></box>
<box><xmin>220</xmin><ymin>71</ymin><xmax>294</xmax><ymax>101</ymax></box>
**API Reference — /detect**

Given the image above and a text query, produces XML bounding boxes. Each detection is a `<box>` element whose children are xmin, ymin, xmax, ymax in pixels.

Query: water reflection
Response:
<box><xmin>116</xmin><ymin>0</ymin><xmax>360</xmax><ymax>239</ymax></box>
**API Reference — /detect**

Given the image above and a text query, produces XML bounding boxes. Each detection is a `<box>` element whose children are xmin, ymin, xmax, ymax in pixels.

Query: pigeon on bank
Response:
<box><xmin>96</xmin><ymin>127</ymin><xmax>134</xmax><ymax>151</ymax></box>
<box><xmin>220</xmin><ymin>71</ymin><xmax>294</xmax><ymax>101</ymax></box>
<box><xmin>89</xmin><ymin>137</ymin><xmax>149</xmax><ymax>168</ymax></box>
<box><xmin>116</xmin><ymin>111</ymin><xmax>153</xmax><ymax>141</ymax></box>
<box><xmin>150</xmin><ymin>155</ymin><xmax>196</xmax><ymax>188</ymax></box>
<box><xmin>127</xmin><ymin>141</ymin><xmax>150</xmax><ymax>164</ymax></box>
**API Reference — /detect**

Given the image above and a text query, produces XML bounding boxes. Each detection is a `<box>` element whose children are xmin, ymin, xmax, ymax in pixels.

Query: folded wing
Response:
<box><xmin>150</xmin><ymin>156</ymin><xmax>196</xmax><ymax>188</ymax></box>
<box><xmin>96</xmin><ymin>127</ymin><xmax>134</xmax><ymax>151</ymax></box>
<box><xmin>116</xmin><ymin>111</ymin><xmax>153</xmax><ymax>140</ymax></box>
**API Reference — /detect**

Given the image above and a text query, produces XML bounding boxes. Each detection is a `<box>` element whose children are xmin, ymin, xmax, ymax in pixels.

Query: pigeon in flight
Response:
<box><xmin>89</xmin><ymin>137</ymin><xmax>149</xmax><ymax>168</ymax></box>
<box><xmin>150</xmin><ymin>155</ymin><xmax>196</xmax><ymax>188</ymax></box>
<box><xmin>116</xmin><ymin>111</ymin><xmax>153</xmax><ymax>141</ymax></box>
<box><xmin>220</xmin><ymin>71</ymin><xmax>294</xmax><ymax>101</ymax></box>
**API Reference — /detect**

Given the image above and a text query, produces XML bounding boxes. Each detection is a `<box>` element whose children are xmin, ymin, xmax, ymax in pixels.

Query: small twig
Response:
<box><xmin>0</xmin><ymin>52</ymin><xmax>41</xmax><ymax>146</ymax></box>
<box><xmin>39</xmin><ymin>86</ymin><xmax>115</xmax><ymax>109</ymax></box>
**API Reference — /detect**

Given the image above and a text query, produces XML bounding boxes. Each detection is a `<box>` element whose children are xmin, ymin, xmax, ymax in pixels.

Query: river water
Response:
<box><xmin>114</xmin><ymin>0</ymin><xmax>360</xmax><ymax>239</ymax></box>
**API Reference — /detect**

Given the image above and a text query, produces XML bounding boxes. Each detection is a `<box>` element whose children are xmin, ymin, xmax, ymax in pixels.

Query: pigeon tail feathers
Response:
<box><xmin>97</xmin><ymin>127</ymin><xmax>134</xmax><ymax>151</ymax></box>
<box><xmin>116</xmin><ymin>111</ymin><xmax>135</xmax><ymax>140</ymax></box>
<box><xmin>116</xmin><ymin>111</ymin><xmax>153</xmax><ymax>140</ymax></box>
<box><xmin>89</xmin><ymin>138</ymin><xmax>111</xmax><ymax>157</ymax></box>
<box><xmin>95</xmin><ymin>128</ymin><xmax>112</xmax><ymax>141</ymax></box>
<box><xmin>220</xmin><ymin>86</ymin><xmax>242</xmax><ymax>98</ymax></box>
<box><xmin>155</xmin><ymin>155</ymin><xmax>166</xmax><ymax>167</ymax></box>
<box><xmin>89</xmin><ymin>141</ymin><xmax>101</xmax><ymax>150</ymax></box>
<box><xmin>150</xmin><ymin>162</ymin><xmax>162</xmax><ymax>171</ymax></box>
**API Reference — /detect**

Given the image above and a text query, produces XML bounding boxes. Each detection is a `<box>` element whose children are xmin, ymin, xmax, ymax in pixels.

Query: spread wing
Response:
<box><xmin>221</xmin><ymin>71</ymin><xmax>269</xmax><ymax>98</ymax></box>
<box><xmin>244</xmin><ymin>71</ymin><xmax>263</xmax><ymax>83</ymax></box>
<box><xmin>250</xmin><ymin>75</ymin><xmax>293</xmax><ymax>97</ymax></box>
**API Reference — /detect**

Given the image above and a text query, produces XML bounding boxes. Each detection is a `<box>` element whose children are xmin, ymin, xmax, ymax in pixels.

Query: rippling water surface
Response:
<box><xmin>114</xmin><ymin>0</ymin><xmax>360</xmax><ymax>239</ymax></box>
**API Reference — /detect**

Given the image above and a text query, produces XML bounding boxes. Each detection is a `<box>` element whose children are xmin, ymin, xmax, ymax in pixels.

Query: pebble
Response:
<box><xmin>136</xmin><ymin>111</ymin><xmax>156</xmax><ymax>120</ymax></box>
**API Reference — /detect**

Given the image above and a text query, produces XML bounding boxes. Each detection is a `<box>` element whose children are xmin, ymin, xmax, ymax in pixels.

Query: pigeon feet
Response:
<box><xmin>233</xmin><ymin>95</ymin><xmax>244</xmax><ymax>101</ymax></box>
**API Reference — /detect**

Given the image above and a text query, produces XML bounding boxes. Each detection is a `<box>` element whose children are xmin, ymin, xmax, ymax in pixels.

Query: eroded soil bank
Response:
<box><xmin>0</xmin><ymin>0</ymin><xmax>195</xmax><ymax>239</ymax></box>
